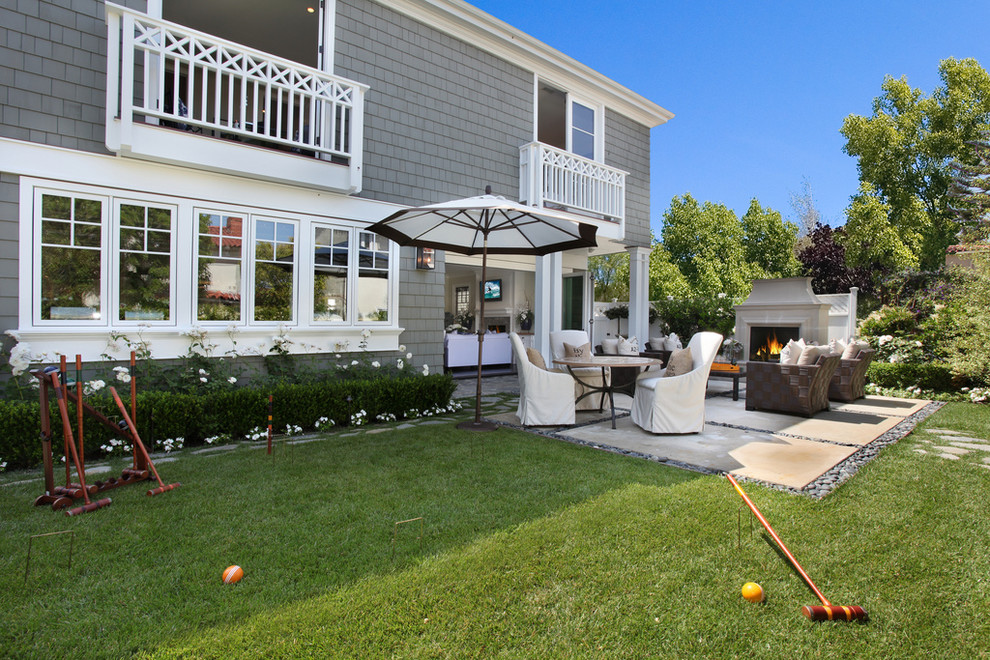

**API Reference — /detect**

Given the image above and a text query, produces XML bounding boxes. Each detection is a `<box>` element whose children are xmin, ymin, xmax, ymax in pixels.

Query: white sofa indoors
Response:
<box><xmin>444</xmin><ymin>332</ymin><xmax>512</xmax><ymax>369</ymax></box>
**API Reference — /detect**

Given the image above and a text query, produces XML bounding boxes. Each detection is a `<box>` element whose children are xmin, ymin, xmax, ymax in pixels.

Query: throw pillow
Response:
<box><xmin>829</xmin><ymin>338</ymin><xmax>847</xmax><ymax>356</ymax></box>
<box><xmin>526</xmin><ymin>347</ymin><xmax>547</xmax><ymax>370</ymax></box>
<box><xmin>797</xmin><ymin>345</ymin><xmax>826</xmax><ymax>366</ymax></box>
<box><xmin>663</xmin><ymin>347</ymin><xmax>694</xmax><ymax>377</ymax></box>
<box><xmin>564</xmin><ymin>341</ymin><xmax>592</xmax><ymax>358</ymax></box>
<box><xmin>779</xmin><ymin>338</ymin><xmax>806</xmax><ymax>365</ymax></box>
<box><xmin>841</xmin><ymin>339</ymin><xmax>870</xmax><ymax>360</ymax></box>
<box><xmin>649</xmin><ymin>335</ymin><xmax>666</xmax><ymax>351</ymax></box>
<box><xmin>664</xmin><ymin>333</ymin><xmax>682</xmax><ymax>351</ymax></box>
<box><xmin>601</xmin><ymin>337</ymin><xmax>620</xmax><ymax>355</ymax></box>
<box><xmin>618</xmin><ymin>336</ymin><xmax>639</xmax><ymax>355</ymax></box>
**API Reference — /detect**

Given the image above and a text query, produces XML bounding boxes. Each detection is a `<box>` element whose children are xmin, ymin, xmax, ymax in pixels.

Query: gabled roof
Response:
<box><xmin>377</xmin><ymin>0</ymin><xmax>674</xmax><ymax>128</ymax></box>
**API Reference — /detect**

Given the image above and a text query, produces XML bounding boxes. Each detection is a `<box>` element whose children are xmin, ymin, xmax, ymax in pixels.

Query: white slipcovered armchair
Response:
<box><xmin>510</xmin><ymin>332</ymin><xmax>576</xmax><ymax>426</ymax></box>
<box><xmin>630</xmin><ymin>331</ymin><xmax>723</xmax><ymax>434</ymax></box>
<box><xmin>549</xmin><ymin>330</ymin><xmax>608</xmax><ymax>411</ymax></box>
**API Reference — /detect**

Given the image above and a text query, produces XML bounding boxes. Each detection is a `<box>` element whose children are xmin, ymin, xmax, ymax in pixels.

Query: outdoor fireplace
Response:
<box><xmin>734</xmin><ymin>278</ymin><xmax>830</xmax><ymax>363</ymax></box>
<box><xmin>749</xmin><ymin>326</ymin><xmax>800</xmax><ymax>362</ymax></box>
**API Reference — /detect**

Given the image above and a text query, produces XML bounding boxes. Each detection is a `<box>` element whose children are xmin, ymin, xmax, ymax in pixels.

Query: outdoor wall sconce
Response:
<box><xmin>416</xmin><ymin>247</ymin><xmax>435</xmax><ymax>270</ymax></box>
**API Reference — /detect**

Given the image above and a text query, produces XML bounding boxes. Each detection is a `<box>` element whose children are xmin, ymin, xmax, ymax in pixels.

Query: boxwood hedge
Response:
<box><xmin>0</xmin><ymin>374</ymin><xmax>455</xmax><ymax>471</ymax></box>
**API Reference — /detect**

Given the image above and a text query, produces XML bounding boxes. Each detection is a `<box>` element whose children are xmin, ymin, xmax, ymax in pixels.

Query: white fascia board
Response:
<box><xmin>376</xmin><ymin>0</ymin><xmax>674</xmax><ymax>128</ymax></box>
<box><xmin>0</xmin><ymin>137</ymin><xmax>402</xmax><ymax>223</ymax></box>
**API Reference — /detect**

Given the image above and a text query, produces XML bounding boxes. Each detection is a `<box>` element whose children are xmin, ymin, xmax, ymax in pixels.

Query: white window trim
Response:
<box><xmin>112</xmin><ymin>197</ymin><xmax>179</xmax><ymax>327</ymax></box>
<box><xmin>249</xmin><ymin>215</ymin><xmax>300</xmax><ymax>326</ymax></box>
<box><xmin>31</xmin><ymin>186</ymin><xmax>109</xmax><ymax>326</ymax></box>
<box><xmin>18</xmin><ymin>177</ymin><xmax>400</xmax><ymax>360</ymax></box>
<box><xmin>533</xmin><ymin>76</ymin><xmax>606</xmax><ymax>163</ymax></box>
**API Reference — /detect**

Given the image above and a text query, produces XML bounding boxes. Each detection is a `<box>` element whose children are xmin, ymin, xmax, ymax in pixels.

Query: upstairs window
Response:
<box><xmin>537</xmin><ymin>82</ymin><xmax>600</xmax><ymax>160</ymax></box>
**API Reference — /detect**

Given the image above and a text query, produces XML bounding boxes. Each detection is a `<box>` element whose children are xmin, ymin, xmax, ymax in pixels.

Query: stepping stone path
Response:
<box><xmin>922</xmin><ymin>428</ymin><xmax>990</xmax><ymax>470</ymax></box>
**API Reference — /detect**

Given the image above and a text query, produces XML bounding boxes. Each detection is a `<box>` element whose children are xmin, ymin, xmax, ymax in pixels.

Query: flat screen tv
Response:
<box><xmin>482</xmin><ymin>278</ymin><xmax>502</xmax><ymax>302</ymax></box>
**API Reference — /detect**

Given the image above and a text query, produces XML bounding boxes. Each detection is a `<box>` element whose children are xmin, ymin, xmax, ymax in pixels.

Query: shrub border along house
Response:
<box><xmin>0</xmin><ymin>374</ymin><xmax>457</xmax><ymax>471</ymax></box>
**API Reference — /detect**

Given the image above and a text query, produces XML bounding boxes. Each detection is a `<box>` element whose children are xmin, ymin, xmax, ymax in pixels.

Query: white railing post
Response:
<box><xmin>119</xmin><ymin>11</ymin><xmax>135</xmax><ymax>149</ymax></box>
<box><xmin>104</xmin><ymin>7</ymin><xmax>121</xmax><ymax>149</ymax></box>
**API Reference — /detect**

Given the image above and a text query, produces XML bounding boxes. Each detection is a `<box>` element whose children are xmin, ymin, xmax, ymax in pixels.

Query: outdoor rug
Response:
<box><xmin>486</xmin><ymin>394</ymin><xmax>941</xmax><ymax>497</ymax></box>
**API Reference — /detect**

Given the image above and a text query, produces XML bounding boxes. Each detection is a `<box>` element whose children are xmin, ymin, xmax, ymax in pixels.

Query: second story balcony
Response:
<box><xmin>519</xmin><ymin>142</ymin><xmax>627</xmax><ymax>226</ymax></box>
<box><xmin>104</xmin><ymin>3</ymin><xmax>368</xmax><ymax>194</ymax></box>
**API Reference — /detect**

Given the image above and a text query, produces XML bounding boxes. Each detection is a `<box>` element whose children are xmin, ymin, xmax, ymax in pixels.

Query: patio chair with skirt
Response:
<box><xmin>631</xmin><ymin>331</ymin><xmax>723</xmax><ymax>434</ymax></box>
<box><xmin>510</xmin><ymin>332</ymin><xmax>576</xmax><ymax>426</ymax></box>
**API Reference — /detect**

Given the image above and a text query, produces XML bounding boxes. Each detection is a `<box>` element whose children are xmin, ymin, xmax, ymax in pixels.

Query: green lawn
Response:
<box><xmin>1</xmin><ymin>402</ymin><xmax>988</xmax><ymax>658</ymax></box>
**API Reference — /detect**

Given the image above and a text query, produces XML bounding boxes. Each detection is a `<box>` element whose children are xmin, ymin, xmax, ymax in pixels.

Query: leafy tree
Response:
<box><xmin>797</xmin><ymin>223</ymin><xmax>872</xmax><ymax>295</ymax></box>
<box><xmin>589</xmin><ymin>252</ymin><xmax>629</xmax><ymax>301</ymax></box>
<box><xmin>948</xmin><ymin>130</ymin><xmax>990</xmax><ymax>242</ymax></box>
<box><xmin>660</xmin><ymin>194</ymin><xmax>752</xmax><ymax>298</ymax></box>
<box><xmin>740</xmin><ymin>198</ymin><xmax>801</xmax><ymax>278</ymax></box>
<box><xmin>842</xmin><ymin>183</ymin><xmax>922</xmax><ymax>276</ymax></box>
<box><xmin>647</xmin><ymin>240</ymin><xmax>690</xmax><ymax>301</ymax></box>
<box><xmin>841</xmin><ymin>57</ymin><xmax>990</xmax><ymax>269</ymax></box>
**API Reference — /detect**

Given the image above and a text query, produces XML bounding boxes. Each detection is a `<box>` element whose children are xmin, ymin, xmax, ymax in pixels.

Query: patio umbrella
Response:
<box><xmin>367</xmin><ymin>192</ymin><xmax>598</xmax><ymax>431</ymax></box>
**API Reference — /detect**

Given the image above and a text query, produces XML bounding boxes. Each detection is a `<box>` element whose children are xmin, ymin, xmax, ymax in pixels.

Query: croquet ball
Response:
<box><xmin>741</xmin><ymin>581</ymin><xmax>764</xmax><ymax>603</ymax></box>
<box><xmin>222</xmin><ymin>565</ymin><xmax>243</xmax><ymax>584</ymax></box>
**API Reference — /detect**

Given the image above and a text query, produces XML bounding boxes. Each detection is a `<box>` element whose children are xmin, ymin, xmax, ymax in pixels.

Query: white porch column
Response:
<box><xmin>627</xmin><ymin>246</ymin><xmax>651</xmax><ymax>345</ymax></box>
<box><xmin>534</xmin><ymin>252</ymin><xmax>563</xmax><ymax>360</ymax></box>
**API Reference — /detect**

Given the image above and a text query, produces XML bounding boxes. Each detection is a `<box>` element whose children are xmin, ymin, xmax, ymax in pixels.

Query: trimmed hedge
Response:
<box><xmin>866</xmin><ymin>362</ymin><xmax>963</xmax><ymax>392</ymax></box>
<box><xmin>0</xmin><ymin>374</ymin><xmax>456</xmax><ymax>471</ymax></box>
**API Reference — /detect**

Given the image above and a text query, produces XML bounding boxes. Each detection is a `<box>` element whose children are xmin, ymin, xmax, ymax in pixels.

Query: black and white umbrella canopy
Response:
<box><xmin>367</xmin><ymin>194</ymin><xmax>598</xmax><ymax>256</ymax></box>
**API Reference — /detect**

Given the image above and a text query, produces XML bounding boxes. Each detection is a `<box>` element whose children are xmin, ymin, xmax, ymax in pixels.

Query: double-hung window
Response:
<box><xmin>37</xmin><ymin>191</ymin><xmax>105</xmax><ymax>322</ymax></box>
<box><xmin>118</xmin><ymin>201</ymin><xmax>174</xmax><ymax>322</ymax></box>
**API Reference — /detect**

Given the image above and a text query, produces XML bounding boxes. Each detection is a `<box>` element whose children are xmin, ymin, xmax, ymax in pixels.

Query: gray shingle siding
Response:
<box><xmin>605</xmin><ymin>109</ymin><xmax>653</xmax><ymax>248</ymax></box>
<box><xmin>336</xmin><ymin>0</ymin><xmax>533</xmax><ymax>207</ymax></box>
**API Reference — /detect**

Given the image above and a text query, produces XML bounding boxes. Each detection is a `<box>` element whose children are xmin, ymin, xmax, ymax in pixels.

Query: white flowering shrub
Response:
<box><xmin>158</xmin><ymin>436</ymin><xmax>184</xmax><ymax>453</ymax></box>
<box><xmin>350</xmin><ymin>409</ymin><xmax>367</xmax><ymax>426</ymax></box>
<box><xmin>100</xmin><ymin>437</ymin><xmax>132</xmax><ymax>456</ymax></box>
<box><xmin>314</xmin><ymin>416</ymin><xmax>335</xmax><ymax>429</ymax></box>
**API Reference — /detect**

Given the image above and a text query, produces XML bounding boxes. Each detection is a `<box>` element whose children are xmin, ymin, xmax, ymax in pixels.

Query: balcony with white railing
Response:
<box><xmin>104</xmin><ymin>3</ymin><xmax>367</xmax><ymax>193</ymax></box>
<box><xmin>519</xmin><ymin>142</ymin><xmax>627</xmax><ymax>225</ymax></box>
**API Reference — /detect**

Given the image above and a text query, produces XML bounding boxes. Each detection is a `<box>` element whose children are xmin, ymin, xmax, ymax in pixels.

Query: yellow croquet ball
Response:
<box><xmin>222</xmin><ymin>565</ymin><xmax>244</xmax><ymax>584</ymax></box>
<box><xmin>741</xmin><ymin>581</ymin><xmax>764</xmax><ymax>603</ymax></box>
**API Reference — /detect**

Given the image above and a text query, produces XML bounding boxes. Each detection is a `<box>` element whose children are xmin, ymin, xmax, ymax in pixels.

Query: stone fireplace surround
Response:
<box><xmin>734</xmin><ymin>278</ymin><xmax>830</xmax><ymax>363</ymax></box>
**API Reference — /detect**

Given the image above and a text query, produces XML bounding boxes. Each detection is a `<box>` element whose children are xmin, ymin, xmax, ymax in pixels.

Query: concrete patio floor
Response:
<box><xmin>460</xmin><ymin>372</ymin><xmax>940</xmax><ymax>496</ymax></box>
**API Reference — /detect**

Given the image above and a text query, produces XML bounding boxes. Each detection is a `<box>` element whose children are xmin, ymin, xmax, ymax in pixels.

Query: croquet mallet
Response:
<box><xmin>727</xmin><ymin>474</ymin><xmax>868</xmax><ymax>622</ymax></box>
<box><xmin>109</xmin><ymin>386</ymin><xmax>181</xmax><ymax>497</ymax></box>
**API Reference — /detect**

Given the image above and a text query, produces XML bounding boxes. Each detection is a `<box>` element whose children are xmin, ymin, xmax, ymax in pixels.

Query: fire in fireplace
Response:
<box><xmin>750</xmin><ymin>326</ymin><xmax>800</xmax><ymax>362</ymax></box>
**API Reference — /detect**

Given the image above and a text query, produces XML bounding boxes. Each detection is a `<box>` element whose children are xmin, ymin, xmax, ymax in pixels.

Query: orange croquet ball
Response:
<box><xmin>222</xmin><ymin>565</ymin><xmax>244</xmax><ymax>584</ymax></box>
<box><xmin>741</xmin><ymin>581</ymin><xmax>765</xmax><ymax>603</ymax></box>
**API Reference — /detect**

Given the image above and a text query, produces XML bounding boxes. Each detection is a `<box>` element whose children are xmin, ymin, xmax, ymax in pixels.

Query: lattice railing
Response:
<box><xmin>106</xmin><ymin>3</ymin><xmax>366</xmax><ymax>161</ymax></box>
<box><xmin>519</xmin><ymin>142</ymin><xmax>626</xmax><ymax>222</ymax></box>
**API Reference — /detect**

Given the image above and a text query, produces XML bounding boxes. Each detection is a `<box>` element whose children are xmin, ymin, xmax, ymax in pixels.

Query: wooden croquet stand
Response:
<box><xmin>31</xmin><ymin>360</ymin><xmax>152</xmax><ymax>513</ymax></box>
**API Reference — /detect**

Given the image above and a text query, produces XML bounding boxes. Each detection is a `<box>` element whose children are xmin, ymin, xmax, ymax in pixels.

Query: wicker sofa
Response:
<box><xmin>828</xmin><ymin>348</ymin><xmax>875</xmax><ymax>402</ymax></box>
<box><xmin>745</xmin><ymin>355</ymin><xmax>841</xmax><ymax>417</ymax></box>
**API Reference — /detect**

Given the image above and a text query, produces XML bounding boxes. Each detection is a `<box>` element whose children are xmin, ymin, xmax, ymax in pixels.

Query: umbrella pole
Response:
<box><xmin>457</xmin><ymin>230</ymin><xmax>497</xmax><ymax>432</ymax></box>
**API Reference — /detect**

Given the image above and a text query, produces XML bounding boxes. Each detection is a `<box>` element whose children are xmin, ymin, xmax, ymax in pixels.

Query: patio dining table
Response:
<box><xmin>553</xmin><ymin>355</ymin><xmax>664</xmax><ymax>429</ymax></box>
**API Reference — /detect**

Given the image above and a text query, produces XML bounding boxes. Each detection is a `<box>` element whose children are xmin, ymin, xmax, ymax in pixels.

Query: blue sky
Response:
<box><xmin>470</xmin><ymin>1</ymin><xmax>990</xmax><ymax>236</ymax></box>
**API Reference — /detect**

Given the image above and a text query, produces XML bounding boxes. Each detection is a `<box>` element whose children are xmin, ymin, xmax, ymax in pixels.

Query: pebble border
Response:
<box><xmin>483</xmin><ymin>398</ymin><xmax>947</xmax><ymax>499</ymax></box>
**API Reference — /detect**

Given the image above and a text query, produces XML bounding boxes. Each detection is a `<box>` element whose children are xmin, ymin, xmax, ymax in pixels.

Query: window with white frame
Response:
<box><xmin>37</xmin><ymin>191</ymin><xmax>105</xmax><ymax>322</ymax></box>
<box><xmin>252</xmin><ymin>218</ymin><xmax>297</xmax><ymax>323</ymax></box>
<box><xmin>196</xmin><ymin>211</ymin><xmax>244</xmax><ymax>322</ymax></box>
<box><xmin>357</xmin><ymin>230</ymin><xmax>389</xmax><ymax>322</ymax></box>
<box><xmin>313</xmin><ymin>225</ymin><xmax>349</xmax><ymax>322</ymax></box>
<box><xmin>537</xmin><ymin>81</ymin><xmax>600</xmax><ymax>160</ymax></box>
<box><xmin>118</xmin><ymin>201</ymin><xmax>174</xmax><ymax>322</ymax></box>
<box><xmin>29</xmin><ymin>183</ymin><xmax>395</xmax><ymax>332</ymax></box>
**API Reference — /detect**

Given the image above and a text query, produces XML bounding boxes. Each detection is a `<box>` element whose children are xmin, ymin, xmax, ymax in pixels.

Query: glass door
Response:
<box><xmin>562</xmin><ymin>275</ymin><xmax>585</xmax><ymax>331</ymax></box>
